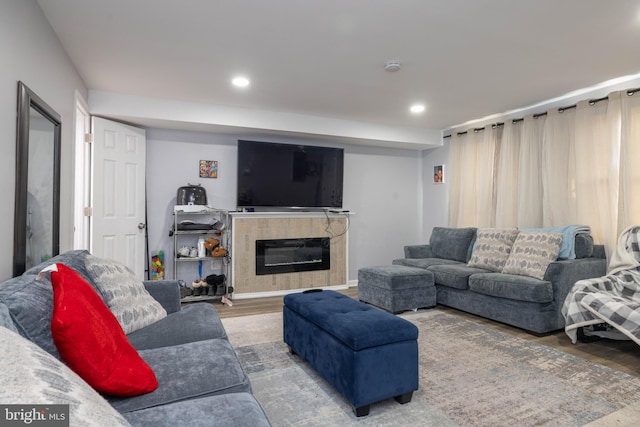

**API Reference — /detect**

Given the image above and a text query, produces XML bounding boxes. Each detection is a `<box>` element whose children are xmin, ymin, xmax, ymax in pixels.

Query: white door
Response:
<box><xmin>91</xmin><ymin>117</ymin><xmax>146</xmax><ymax>278</ymax></box>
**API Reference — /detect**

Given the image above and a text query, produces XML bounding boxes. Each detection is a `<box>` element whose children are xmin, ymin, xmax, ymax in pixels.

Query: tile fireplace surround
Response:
<box><xmin>230</xmin><ymin>212</ymin><xmax>349</xmax><ymax>299</ymax></box>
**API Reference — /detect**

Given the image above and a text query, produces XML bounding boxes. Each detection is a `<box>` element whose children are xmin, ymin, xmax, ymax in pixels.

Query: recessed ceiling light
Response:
<box><xmin>410</xmin><ymin>104</ymin><xmax>425</xmax><ymax>114</ymax></box>
<box><xmin>232</xmin><ymin>76</ymin><xmax>250</xmax><ymax>88</ymax></box>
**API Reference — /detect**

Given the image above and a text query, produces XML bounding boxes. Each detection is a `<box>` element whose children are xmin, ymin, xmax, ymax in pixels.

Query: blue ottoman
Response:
<box><xmin>358</xmin><ymin>265</ymin><xmax>436</xmax><ymax>313</ymax></box>
<box><xmin>283</xmin><ymin>290</ymin><xmax>419</xmax><ymax>417</ymax></box>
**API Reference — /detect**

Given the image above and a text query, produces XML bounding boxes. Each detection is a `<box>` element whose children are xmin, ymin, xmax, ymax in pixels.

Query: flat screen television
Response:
<box><xmin>237</xmin><ymin>140</ymin><xmax>344</xmax><ymax>209</ymax></box>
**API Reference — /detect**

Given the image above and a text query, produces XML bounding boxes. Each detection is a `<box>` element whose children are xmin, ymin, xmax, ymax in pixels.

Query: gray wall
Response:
<box><xmin>0</xmin><ymin>0</ymin><xmax>87</xmax><ymax>280</ymax></box>
<box><xmin>0</xmin><ymin>1</ymin><xmax>448</xmax><ymax>282</ymax></box>
<box><xmin>420</xmin><ymin>141</ymin><xmax>450</xmax><ymax>243</ymax></box>
<box><xmin>145</xmin><ymin>128</ymin><xmax>428</xmax><ymax>282</ymax></box>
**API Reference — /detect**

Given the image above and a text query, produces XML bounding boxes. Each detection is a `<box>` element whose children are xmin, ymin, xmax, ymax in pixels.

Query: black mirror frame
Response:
<box><xmin>13</xmin><ymin>81</ymin><xmax>61</xmax><ymax>276</ymax></box>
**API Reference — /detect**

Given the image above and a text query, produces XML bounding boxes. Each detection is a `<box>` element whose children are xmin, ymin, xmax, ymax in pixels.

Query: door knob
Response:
<box><xmin>138</xmin><ymin>223</ymin><xmax>146</xmax><ymax>230</ymax></box>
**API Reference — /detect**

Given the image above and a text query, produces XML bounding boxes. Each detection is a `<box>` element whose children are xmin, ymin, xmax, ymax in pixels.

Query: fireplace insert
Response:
<box><xmin>256</xmin><ymin>237</ymin><xmax>330</xmax><ymax>275</ymax></box>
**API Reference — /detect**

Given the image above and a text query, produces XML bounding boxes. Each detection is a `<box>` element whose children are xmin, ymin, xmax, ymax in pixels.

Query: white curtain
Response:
<box><xmin>573</xmin><ymin>95</ymin><xmax>621</xmax><ymax>258</ymax></box>
<box><xmin>448</xmin><ymin>87</ymin><xmax>640</xmax><ymax>259</ymax></box>
<box><xmin>448</xmin><ymin>127</ymin><xmax>498</xmax><ymax>227</ymax></box>
<box><xmin>619</xmin><ymin>91</ymin><xmax>640</xmax><ymax>235</ymax></box>
<box><xmin>517</xmin><ymin>115</ymin><xmax>545</xmax><ymax>227</ymax></box>
<box><xmin>448</xmin><ymin>132</ymin><xmax>476</xmax><ymax>227</ymax></box>
<box><xmin>542</xmin><ymin>107</ymin><xmax>576</xmax><ymax>227</ymax></box>
<box><xmin>494</xmin><ymin>120</ymin><xmax>520</xmax><ymax>227</ymax></box>
<box><xmin>476</xmin><ymin>126</ymin><xmax>499</xmax><ymax>227</ymax></box>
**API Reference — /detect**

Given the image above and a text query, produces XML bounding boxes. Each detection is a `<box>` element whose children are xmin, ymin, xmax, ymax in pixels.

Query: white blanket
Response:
<box><xmin>562</xmin><ymin>225</ymin><xmax>640</xmax><ymax>345</ymax></box>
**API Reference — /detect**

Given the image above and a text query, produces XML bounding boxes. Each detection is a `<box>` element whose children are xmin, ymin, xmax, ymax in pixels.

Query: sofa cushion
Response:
<box><xmin>24</xmin><ymin>249</ymin><xmax>94</xmax><ymax>284</ymax></box>
<box><xmin>0</xmin><ymin>326</ymin><xmax>131</xmax><ymax>427</ymax></box>
<box><xmin>575</xmin><ymin>234</ymin><xmax>594</xmax><ymax>259</ymax></box>
<box><xmin>49</xmin><ymin>264</ymin><xmax>158</xmax><ymax>397</ymax></box>
<box><xmin>468</xmin><ymin>272</ymin><xmax>554</xmax><ymax>303</ymax></box>
<box><xmin>468</xmin><ymin>228</ymin><xmax>519</xmax><ymax>272</ymax></box>
<box><xmin>403</xmin><ymin>244</ymin><xmax>433</xmax><ymax>259</ymax></box>
<box><xmin>0</xmin><ymin>250</ymin><xmax>93</xmax><ymax>360</ymax></box>
<box><xmin>0</xmin><ymin>302</ymin><xmax>17</xmax><ymax>333</ymax></box>
<box><xmin>393</xmin><ymin>257</ymin><xmax>463</xmax><ymax>269</ymax></box>
<box><xmin>428</xmin><ymin>264</ymin><xmax>490</xmax><ymax>290</ymax></box>
<box><xmin>358</xmin><ymin>265</ymin><xmax>434</xmax><ymax>290</ymax></box>
<box><xmin>0</xmin><ymin>272</ymin><xmax>59</xmax><ymax>358</ymax></box>
<box><xmin>429</xmin><ymin>227</ymin><xmax>477</xmax><ymax>262</ymax></box>
<box><xmin>143</xmin><ymin>280</ymin><xmax>182</xmax><ymax>314</ymax></box>
<box><xmin>122</xmin><ymin>393</ymin><xmax>271</xmax><ymax>427</ymax></box>
<box><xmin>502</xmin><ymin>232</ymin><xmax>563</xmax><ymax>280</ymax></box>
<box><xmin>85</xmin><ymin>255</ymin><xmax>167</xmax><ymax>334</ymax></box>
<box><xmin>109</xmin><ymin>338</ymin><xmax>251</xmax><ymax>413</ymax></box>
<box><xmin>127</xmin><ymin>303</ymin><xmax>227</xmax><ymax>351</ymax></box>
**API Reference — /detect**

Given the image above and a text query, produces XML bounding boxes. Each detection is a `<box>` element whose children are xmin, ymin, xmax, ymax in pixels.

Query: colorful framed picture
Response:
<box><xmin>199</xmin><ymin>160</ymin><xmax>218</xmax><ymax>178</ymax></box>
<box><xmin>433</xmin><ymin>165</ymin><xmax>444</xmax><ymax>184</ymax></box>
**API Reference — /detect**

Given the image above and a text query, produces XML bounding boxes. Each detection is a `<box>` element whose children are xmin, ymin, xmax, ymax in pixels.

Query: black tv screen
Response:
<box><xmin>237</xmin><ymin>140</ymin><xmax>344</xmax><ymax>209</ymax></box>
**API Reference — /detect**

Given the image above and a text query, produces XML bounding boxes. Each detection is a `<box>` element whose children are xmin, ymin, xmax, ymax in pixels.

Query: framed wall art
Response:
<box><xmin>199</xmin><ymin>160</ymin><xmax>218</xmax><ymax>178</ymax></box>
<box><xmin>433</xmin><ymin>165</ymin><xmax>444</xmax><ymax>184</ymax></box>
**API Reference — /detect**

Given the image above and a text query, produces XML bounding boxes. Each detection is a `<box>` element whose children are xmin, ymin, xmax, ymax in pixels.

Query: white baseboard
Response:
<box><xmin>232</xmin><ymin>282</ymin><xmax>357</xmax><ymax>300</ymax></box>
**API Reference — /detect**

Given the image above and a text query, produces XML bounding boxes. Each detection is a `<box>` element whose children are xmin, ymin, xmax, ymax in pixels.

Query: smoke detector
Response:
<box><xmin>384</xmin><ymin>60</ymin><xmax>401</xmax><ymax>72</ymax></box>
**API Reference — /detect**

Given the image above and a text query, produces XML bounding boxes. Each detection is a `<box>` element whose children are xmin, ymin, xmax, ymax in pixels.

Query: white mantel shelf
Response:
<box><xmin>229</xmin><ymin>210</ymin><xmax>354</xmax><ymax>218</ymax></box>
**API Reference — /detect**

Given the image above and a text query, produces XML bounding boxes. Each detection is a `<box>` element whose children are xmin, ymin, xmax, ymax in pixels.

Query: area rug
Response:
<box><xmin>222</xmin><ymin>309</ymin><xmax>640</xmax><ymax>426</ymax></box>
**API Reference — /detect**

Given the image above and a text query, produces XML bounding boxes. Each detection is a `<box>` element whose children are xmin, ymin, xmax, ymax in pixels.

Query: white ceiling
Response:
<box><xmin>37</xmin><ymin>0</ymin><xmax>640</xmax><ymax>142</ymax></box>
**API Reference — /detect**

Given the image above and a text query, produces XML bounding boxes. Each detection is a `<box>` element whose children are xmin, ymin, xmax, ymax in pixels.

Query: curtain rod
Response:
<box><xmin>443</xmin><ymin>86</ymin><xmax>640</xmax><ymax>139</ymax></box>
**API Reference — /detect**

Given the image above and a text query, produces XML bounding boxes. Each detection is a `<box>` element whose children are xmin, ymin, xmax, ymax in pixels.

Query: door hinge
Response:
<box><xmin>83</xmin><ymin>207</ymin><xmax>93</xmax><ymax>216</ymax></box>
<box><xmin>84</xmin><ymin>133</ymin><xmax>94</xmax><ymax>144</ymax></box>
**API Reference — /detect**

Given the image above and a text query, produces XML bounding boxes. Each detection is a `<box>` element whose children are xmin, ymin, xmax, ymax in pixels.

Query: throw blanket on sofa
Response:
<box><xmin>562</xmin><ymin>225</ymin><xmax>640</xmax><ymax>345</ymax></box>
<box><xmin>522</xmin><ymin>224</ymin><xmax>590</xmax><ymax>259</ymax></box>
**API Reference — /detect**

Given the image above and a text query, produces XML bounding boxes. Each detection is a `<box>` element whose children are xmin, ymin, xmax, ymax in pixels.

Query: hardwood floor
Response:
<box><xmin>201</xmin><ymin>287</ymin><xmax>640</xmax><ymax>377</ymax></box>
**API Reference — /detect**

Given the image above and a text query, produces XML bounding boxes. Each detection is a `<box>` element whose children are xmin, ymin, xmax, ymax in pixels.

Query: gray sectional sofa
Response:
<box><xmin>393</xmin><ymin>227</ymin><xmax>607</xmax><ymax>334</ymax></box>
<box><xmin>0</xmin><ymin>250</ymin><xmax>271</xmax><ymax>427</ymax></box>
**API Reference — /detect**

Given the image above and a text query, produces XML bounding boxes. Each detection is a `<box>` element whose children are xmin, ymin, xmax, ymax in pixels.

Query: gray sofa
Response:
<box><xmin>0</xmin><ymin>250</ymin><xmax>271</xmax><ymax>427</ymax></box>
<box><xmin>393</xmin><ymin>227</ymin><xmax>607</xmax><ymax>334</ymax></box>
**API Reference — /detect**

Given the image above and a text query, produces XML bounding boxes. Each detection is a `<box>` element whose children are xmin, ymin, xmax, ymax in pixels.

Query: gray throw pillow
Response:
<box><xmin>85</xmin><ymin>255</ymin><xmax>167</xmax><ymax>334</ymax></box>
<box><xmin>0</xmin><ymin>250</ymin><xmax>93</xmax><ymax>360</ymax></box>
<box><xmin>468</xmin><ymin>228</ymin><xmax>520</xmax><ymax>272</ymax></box>
<box><xmin>0</xmin><ymin>272</ymin><xmax>60</xmax><ymax>359</ymax></box>
<box><xmin>0</xmin><ymin>302</ymin><xmax>17</xmax><ymax>333</ymax></box>
<box><xmin>0</xmin><ymin>326</ymin><xmax>131</xmax><ymax>427</ymax></box>
<box><xmin>502</xmin><ymin>232</ymin><xmax>563</xmax><ymax>280</ymax></box>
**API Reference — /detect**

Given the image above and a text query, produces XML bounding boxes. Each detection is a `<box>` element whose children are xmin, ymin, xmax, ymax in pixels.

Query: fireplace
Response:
<box><xmin>256</xmin><ymin>237</ymin><xmax>330</xmax><ymax>275</ymax></box>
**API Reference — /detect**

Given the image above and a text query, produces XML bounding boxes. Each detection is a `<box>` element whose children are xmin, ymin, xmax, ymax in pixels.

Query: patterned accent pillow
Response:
<box><xmin>85</xmin><ymin>255</ymin><xmax>167</xmax><ymax>334</ymax></box>
<box><xmin>467</xmin><ymin>228</ymin><xmax>520</xmax><ymax>272</ymax></box>
<box><xmin>502</xmin><ymin>232</ymin><xmax>563</xmax><ymax>280</ymax></box>
<box><xmin>0</xmin><ymin>326</ymin><xmax>131</xmax><ymax>426</ymax></box>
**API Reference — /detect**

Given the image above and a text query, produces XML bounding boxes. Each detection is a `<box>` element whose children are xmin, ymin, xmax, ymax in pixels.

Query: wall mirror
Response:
<box><xmin>13</xmin><ymin>81</ymin><xmax>61</xmax><ymax>276</ymax></box>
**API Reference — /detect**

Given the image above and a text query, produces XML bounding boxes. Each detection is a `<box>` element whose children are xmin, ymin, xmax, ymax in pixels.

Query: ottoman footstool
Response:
<box><xmin>283</xmin><ymin>290</ymin><xmax>419</xmax><ymax>417</ymax></box>
<box><xmin>358</xmin><ymin>265</ymin><xmax>436</xmax><ymax>313</ymax></box>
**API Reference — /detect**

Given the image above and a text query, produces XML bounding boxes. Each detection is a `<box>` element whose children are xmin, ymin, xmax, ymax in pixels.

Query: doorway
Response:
<box><xmin>72</xmin><ymin>101</ymin><xmax>147</xmax><ymax>278</ymax></box>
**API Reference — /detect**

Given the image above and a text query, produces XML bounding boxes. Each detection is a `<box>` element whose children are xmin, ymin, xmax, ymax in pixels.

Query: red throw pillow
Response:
<box><xmin>49</xmin><ymin>263</ymin><xmax>158</xmax><ymax>396</ymax></box>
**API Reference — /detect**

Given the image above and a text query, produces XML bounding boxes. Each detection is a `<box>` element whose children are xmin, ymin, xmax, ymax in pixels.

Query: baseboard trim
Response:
<box><xmin>232</xmin><ymin>282</ymin><xmax>357</xmax><ymax>300</ymax></box>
